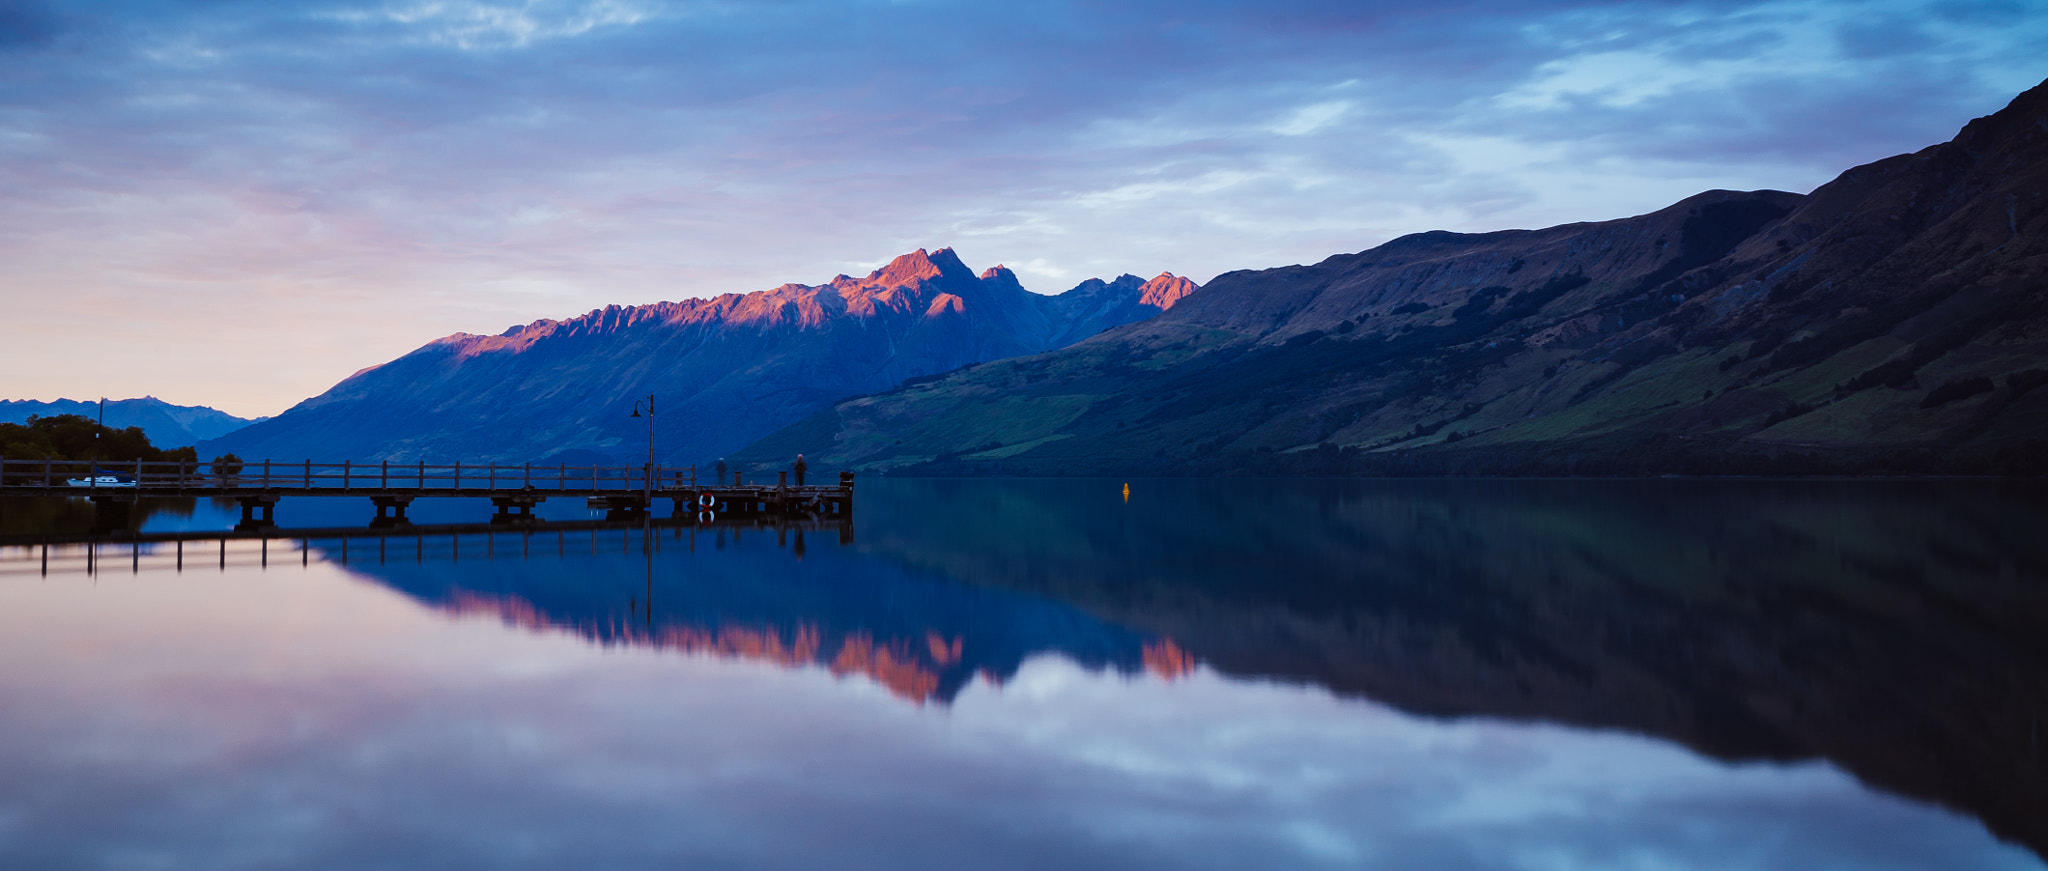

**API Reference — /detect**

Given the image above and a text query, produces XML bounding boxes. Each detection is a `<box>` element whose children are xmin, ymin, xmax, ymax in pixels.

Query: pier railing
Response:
<box><xmin>0</xmin><ymin>457</ymin><xmax>703</xmax><ymax>493</ymax></box>
<box><xmin>0</xmin><ymin>456</ymin><xmax>852</xmax><ymax>530</ymax></box>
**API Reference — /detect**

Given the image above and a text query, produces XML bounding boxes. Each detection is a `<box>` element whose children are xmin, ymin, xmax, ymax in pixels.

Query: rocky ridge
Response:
<box><xmin>204</xmin><ymin>249</ymin><xmax>1195</xmax><ymax>465</ymax></box>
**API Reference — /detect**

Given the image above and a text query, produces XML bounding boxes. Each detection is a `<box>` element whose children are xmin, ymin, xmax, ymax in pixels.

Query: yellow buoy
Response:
<box><xmin>1122</xmin><ymin>482</ymin><xmax>1130</xmax><ymax>503</ymax></box>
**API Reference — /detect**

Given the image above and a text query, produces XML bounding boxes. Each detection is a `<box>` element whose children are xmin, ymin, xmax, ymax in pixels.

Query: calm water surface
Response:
<box><xmin>0</xmin><ymin>478</ymin><xmax>2043</xmax><ymax>870</ymax></box>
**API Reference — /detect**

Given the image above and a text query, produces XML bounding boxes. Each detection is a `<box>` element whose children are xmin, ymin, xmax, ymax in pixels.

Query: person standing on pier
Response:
<box><xmin>794</xmin><ymin>454</ymin><xmax>807</xmax><ymax>486</ymax></box>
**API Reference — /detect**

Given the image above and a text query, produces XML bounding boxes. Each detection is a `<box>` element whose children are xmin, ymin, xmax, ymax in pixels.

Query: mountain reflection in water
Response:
<box><xmin>854</xmin><ymin>478</ymin><xmax>2048</xmax><ymax>859</ymax></box>
<box><xmin>345</xmin><ymin>522</ymin><xmax>1193</xmax><ymax>705</ymax></box>
<box><xmin>319</xmin><ymin>479</ymin><xmax>2048</xmax><ymax>859</ymax></box>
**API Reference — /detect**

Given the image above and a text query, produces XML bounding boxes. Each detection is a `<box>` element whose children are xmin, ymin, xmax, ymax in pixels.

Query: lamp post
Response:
<box><xmin>629</xmin><ymin>394</ymin><xmax>655</xmax><ymax>505</ymax></box>
<box><xmin>90</xmin><ymin>397</ymin><xmax>104</xmax><ymax>490</ymax></box>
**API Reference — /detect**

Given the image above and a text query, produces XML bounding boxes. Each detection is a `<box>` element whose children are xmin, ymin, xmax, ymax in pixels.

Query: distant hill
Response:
<box><xmin>203</xmin><ymin>249</ymin><xmax>1196</xmax><ymax>465</ymax></box>
<box><xmin>735</xmin><ymin>77</ymin><xmax>2048</xmax><ymax>476</ymax></box>
<box><xmin>0</xmin><ymin>397</ymin><xmax>259</xmax><ymax>449</ymax></box>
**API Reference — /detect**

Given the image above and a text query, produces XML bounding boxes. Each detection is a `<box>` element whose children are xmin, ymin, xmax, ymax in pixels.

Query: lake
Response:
<box><xmin>0</xmin><ymin>478</ymin><xmax>2043</xmax><ymax>870</ymax></box>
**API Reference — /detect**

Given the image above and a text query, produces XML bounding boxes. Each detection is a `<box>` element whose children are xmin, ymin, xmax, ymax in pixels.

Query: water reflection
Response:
<box><xmin>852</xmin><ymin>478</ymin><xmax>2048</xmax><ymax>859</ymax></box>
<box><xmin>0</xmin><ymin>479</ymin><xmax>2041</xmax><ymax>869</ymax></box>
<box><xmin>269</xmin><ymin>478</ymin><xmax>2048</xmax><ymax>859</ymax></box>
<box><xmin>0</xmin><ymin>493</ymin><xmax>212</xmax><ymax>535</ymax></box>
<box><xmin>343</xmin><ymin>522</ymin><xmax>1187</xmax><ymax>705</ymax></box>
<box><xmin>0</xmin><ymin>514</ymin><xmax>1189</xmax><ymax>707</ymax></box>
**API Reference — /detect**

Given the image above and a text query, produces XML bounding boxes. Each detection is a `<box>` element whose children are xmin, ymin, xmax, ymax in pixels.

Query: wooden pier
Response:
<box><xmin>0</xmin><ymin>457</ymin><xmax>852</xmax><ymax>531</ymax></box>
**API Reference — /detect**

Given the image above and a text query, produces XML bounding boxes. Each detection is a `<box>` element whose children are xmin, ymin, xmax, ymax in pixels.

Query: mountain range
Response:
<box><xmin>0</xmin><ymin>397</ymin><xmax>259</xmax><ymax>449</ymax></box>
<box><xmin>735</xmin><ymin>78</ymin><xmax>2048</xmax><ymax>476</ymax></box>
<box><xmin>203</xmin><ymin>251</ymin><xmax>1196</xmax><ymax>466</ymax></box>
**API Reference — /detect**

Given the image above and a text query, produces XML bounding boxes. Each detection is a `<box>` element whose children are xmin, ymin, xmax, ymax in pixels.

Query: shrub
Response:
<box><xmin>211</xmin><ymin>453</ymin><xmax>244</xmax><ymax>479</ymax></box>
<box><xmin>1843</xmin><ymin>358</ymin><xmax>1920</xmax><ymax>392</ymax></box>
<box><xmin>1452</xmin><ymin>286</ymin><xmax>1512</xmax><ymax>320</ymax></box>
<box><xmin>1763</xmin><ymin>402</ymin><xmax>1814</xmax><ymax>427</ymax></box>
<box><xmin>1747</xmin><ymin>331</ymin><xmax>1787</xmax><ymax>360</ymax></box>
<box><xmin>1499</xmin><ymin>274</ymin><xmax>1589</xmax><ymax>320</ymax></box>
<box><xmin>1920</xmin><ymin>376</ymin><xmax>1994</xmax><ymax>409</ymax></box>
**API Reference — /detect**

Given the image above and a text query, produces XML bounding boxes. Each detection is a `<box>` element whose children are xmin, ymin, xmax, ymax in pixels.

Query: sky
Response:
<box><xmin>2</xmin><ymin>0</ymin><xmax>2046</xmax><ymax>418</ymax></box>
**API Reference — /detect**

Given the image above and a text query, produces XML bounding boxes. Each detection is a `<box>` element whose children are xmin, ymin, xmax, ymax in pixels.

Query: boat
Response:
<box><xmin>65</xmin><ymin>471</ymin><xmax>138</xmax><ymax>489</ymax></box>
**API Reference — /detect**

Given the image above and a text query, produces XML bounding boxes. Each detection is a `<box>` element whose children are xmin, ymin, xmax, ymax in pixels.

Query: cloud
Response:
<box><xmin>320</xmin><ymin>0</ymin><xmax>662</xmax><ymax>50</ymax></box>
<box><xmin>1</xmin><ymin>0</ymin><xmax>2045</xmax><ymax>414</ymax></box>
<box><xmin>0</xmin><ymin>600</ymin><xmax>2030</xmax><ymax>870</ymax></box>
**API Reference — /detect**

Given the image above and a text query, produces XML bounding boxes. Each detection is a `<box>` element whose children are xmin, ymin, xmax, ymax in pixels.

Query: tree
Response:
<box><xmin>210</xmin><ymin>453</ymin><xmax>244</xmax><ymax>482</ymax></box>
<box><xmin>0</xmin><ymin>415</ymin><xmax>196</xmax><ymax>464</ymax></box>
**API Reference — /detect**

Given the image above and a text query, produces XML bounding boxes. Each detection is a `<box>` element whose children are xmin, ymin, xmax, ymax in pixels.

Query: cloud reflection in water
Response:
<box><xmin>0</xmin><ymin>479</ymin><xmax>2040</xmax><ymax>869</ymax></box>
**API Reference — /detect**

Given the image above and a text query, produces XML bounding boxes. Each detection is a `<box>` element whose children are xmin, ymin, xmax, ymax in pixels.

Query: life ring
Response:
<box><xmin>697</xmin><ymin>510</ymin><xmax>716</xmax><ymax>523</ymax></box>
<box><xmin>697</xmin><ymin>492</ymin><xmax>717</xmax><ymax>509</ymax></box>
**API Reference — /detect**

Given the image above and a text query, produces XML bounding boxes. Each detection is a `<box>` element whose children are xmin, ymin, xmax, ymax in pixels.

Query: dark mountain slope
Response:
<box><xmin>737</xmin><ymin>78</ymin><xmax>2048</xmax><ymax>476</ymax></box>
<box><xmin>203</xmin><ymin>250</ymin><xmax>1195</xmax><ymax>465</ymax></box>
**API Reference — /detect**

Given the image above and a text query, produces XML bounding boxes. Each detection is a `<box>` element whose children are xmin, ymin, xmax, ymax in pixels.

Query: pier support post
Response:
<box><xmin>370</xmin><ymin>495</ymin><xmax>415</xmax><ymax>529</ymax></box>
<box><xmin>606</xmin><ymin>494</ymin><xmax>650</xmax><ymax>522</ymax></box>
<box><xmin>490</xmin><ymin>493</ymin><xmax>546</xmax><ymax>525</ymax></box>
<box><xmin>236</xmin><ymin>494</ymin><xmax>280</xmax><ymax>531</ymax></box>
<box><xmin>585</xmin><ymin>494</ymin><xmax>648</xmax><ymax>522</ymax></box>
